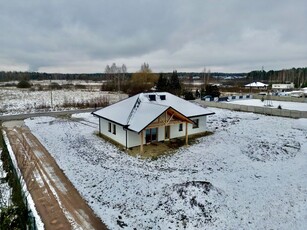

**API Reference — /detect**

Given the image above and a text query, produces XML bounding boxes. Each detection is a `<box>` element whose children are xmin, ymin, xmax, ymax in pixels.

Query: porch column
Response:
<box><xmin>140</xmin><ymin>130</ymin><xmax>144</xmax><ymax>153</ymax></box>
<box><xmin>99</xmin><ymin>118</ymin><xmax>101</xmax><ymax>134</ymax></box>
<box><xmin>185</xmin><ymin>122</ymin><xmax>188</xmax><ymax>145</ymax></box>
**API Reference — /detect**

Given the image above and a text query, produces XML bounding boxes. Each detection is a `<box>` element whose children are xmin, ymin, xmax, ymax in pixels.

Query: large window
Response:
<box><xmin>113</xmin><ymin>124</ymin><xmax>116</xmax><ymax>135</ymax></box>
<box><xmin>192</xmin><ymin>119</ymin><xmax>199</xmax><ymax>129</ymax></box>
<box><xmin>146</xmin><ymin>128</ymin><xmax>158</xmax><ymax>143</ymax></box>
<box><xmin>179</xmin><ymin>123</ymin><xmax>183</xmax><ymax>132</ymax></box>
<box><xmin>108</xmin><ymin>122</ymin><xmax>111</xmax><ymax>132</ymax></box>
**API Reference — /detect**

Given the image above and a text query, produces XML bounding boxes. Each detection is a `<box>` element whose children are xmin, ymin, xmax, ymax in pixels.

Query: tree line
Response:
<box><xmin>0</xmin><ymin>71</ymin><xmax>107</xmax><ymax>82</ymax></box>
<box><xmin>1</xmin><ymin>66</ymin><xmax>307</xmax><ymax>94</ymax></box>
<box><xmin>1</xmin><ymin>67</ymin><xmax>307</xmax><ymax>87</ymax></box>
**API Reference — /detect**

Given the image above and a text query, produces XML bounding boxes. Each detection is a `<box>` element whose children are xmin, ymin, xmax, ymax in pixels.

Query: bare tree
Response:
<box><xmin>122</xmin><ymin>64</ymin><xmax>127</xmax><ymax>74</ymax></box>
<box><xmin>105</xmin><ymin>65</ymin><xmax>111</xmax><ymax>74</ymax></box>
<box><xmin>203</xmin><ymin>67</ymin><xmax>211</xmax><ymax>87</ymax></box>
<box><xmin>140</xmin><ymin>62</ymin><xmax>151</xmax><ymax>73</ymax></box>
<box><xmin>110</xmin><ymin>63</ymin><xmax>118</xmax><ymax>73</ymax></box>
<box><xmin>104</xmin><ymin>63</ymin><xmax>128</xmax><ymax>92</ymax></box>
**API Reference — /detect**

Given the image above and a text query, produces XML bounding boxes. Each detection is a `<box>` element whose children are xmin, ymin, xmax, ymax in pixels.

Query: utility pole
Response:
<box><xmin>50</xmin><ymin>77</ymin><xmax>53</xmax><ymax>109</ymax></box>
<box><xmin>118</xmin><ymin>73</ymin><xmax>120</xmax><ymax>93</ymax></box>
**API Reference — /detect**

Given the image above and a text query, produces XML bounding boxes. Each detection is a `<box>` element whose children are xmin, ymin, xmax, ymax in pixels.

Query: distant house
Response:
<box><xmin>92</xmin><ymin>92</ymin><xmax>214</xmax><ymax>153</ymax></box>
<box><xmin>272</xmin><ymin>83</ymin><xmax>294</xmax><ymax>90</ymax></box>
<box><xmin>245</xmin><ymin>82</ymin><xmax>268</xmax><ymax>89</ymax></box>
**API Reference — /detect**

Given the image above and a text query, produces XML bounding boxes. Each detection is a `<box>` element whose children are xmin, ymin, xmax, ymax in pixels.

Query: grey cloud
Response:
<box><xmin>0</xmin><ymin>0</ymin><xmax>306</xmax><ymax>73</ymax></box>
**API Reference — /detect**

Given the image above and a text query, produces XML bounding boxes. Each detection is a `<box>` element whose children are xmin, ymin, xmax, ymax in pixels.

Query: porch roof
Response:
<box><xmin>129</xmin><ymin>105</ymin><xmax>193</xmax><ymax>133</ymax></box>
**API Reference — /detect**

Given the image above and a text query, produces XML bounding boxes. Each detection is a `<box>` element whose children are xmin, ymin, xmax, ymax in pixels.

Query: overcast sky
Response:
<box><xmin>0</xmin><ymin>0</ymin><xmax>306</xmax><ymax>73</ymax></box>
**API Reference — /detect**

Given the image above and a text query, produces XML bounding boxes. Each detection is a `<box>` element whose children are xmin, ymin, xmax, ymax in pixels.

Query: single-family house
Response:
<box><xmin>245</xmin><ymin>82</ymin><xmax>268</xmax><ymax>89</ymax></box>
<box><xmin>92</xmin><ymin>92</ymin><xmax>214</xmax><ymax>153</ymax></box>
<box><xmin>272</xmin><ymin>83</ymin><xmax>294</xmax><ymax>90</ymax></box>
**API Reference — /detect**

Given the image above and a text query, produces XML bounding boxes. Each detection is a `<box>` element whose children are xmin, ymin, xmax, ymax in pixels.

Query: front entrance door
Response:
<box><xmin>165</xmin><ymin>126</ymin><xmax>170</xmax><ymax>140</ymax></box>
<box><xmin>146</xmin><ymin>128</ymin><xmax>158</xmax><ymax>143</ymax></box>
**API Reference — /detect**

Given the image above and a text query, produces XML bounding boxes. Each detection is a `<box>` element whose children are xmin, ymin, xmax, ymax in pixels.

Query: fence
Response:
<box><xmin>201</xmin><ymin>101</ymin><xmax>307</xmax><ymax>118</ymax></box>
<box><xmin>202</xmin><ymin>94</ymin><xmax>252</xmax><ymax>102</ymax></box>
<box><xmin>202</xmin><ymin>94</ymin><xmax>307</xmax><ymax>103</ymax></box>
<box><xmin>252</xmin><ymin>94</ymin><xmax>307</xmax><ymax>103</ymax></box>
<box><xmin>1</xmin><ymin>131</ymin><xmax>41</xmax><ymax>229</ymax></box>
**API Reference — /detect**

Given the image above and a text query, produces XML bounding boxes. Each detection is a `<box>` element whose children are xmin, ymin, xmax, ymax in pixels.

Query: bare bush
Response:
<box><xmin>62</xmin><ymin>95</ymin><xmax>109</xmax><ymax>108</ymax></box>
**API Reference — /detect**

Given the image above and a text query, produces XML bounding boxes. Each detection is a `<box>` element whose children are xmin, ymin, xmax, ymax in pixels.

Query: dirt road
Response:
<box><xmin>3</xmin><ymin>121</ymin><xmax>108</xmax><ymax>230</ymax></box>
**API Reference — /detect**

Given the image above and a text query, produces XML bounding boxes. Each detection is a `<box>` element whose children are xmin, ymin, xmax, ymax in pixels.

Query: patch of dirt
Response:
<box><xmin>3</xmin><ymin>122</ymin><xmax>107</xmax><ymax>230</ymax></box>
<box><xmin>243</xmin><ymin>139</ymin><xmax>301</xmax><ymax>162</ymax></box>
<box><xmin>127</xmin><ymin>132</ymin><xmax>214</xmax><ymax>159</ymax></box>
<box><xmin>208</xmin><ymin>116</ymin><xmax>241</xmax><ymax>131</ymax></box>
<box><xmin>155</xmin><ymin>181</ymin><xmax>223</xmax><ymax>228</ymax></box>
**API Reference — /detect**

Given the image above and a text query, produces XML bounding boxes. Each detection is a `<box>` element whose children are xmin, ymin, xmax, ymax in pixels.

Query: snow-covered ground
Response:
<box><xmin>25</xmin><ymin>109</ymin><xmax>307</xmax><ymax>229</ymax></box>
<box><xmin>227</xmin><ymin>99</ymin><xmax>307</xmax><ymax>111</ymax></box>
<box><xmin>0</xmin><ymin>87</ymin><xmax>126</xmax><ymax>115</ymax></box>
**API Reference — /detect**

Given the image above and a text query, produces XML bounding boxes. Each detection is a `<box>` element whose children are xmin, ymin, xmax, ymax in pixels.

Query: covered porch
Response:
<box><xmin>138</xmin><ymin>107</ymin><xmax>193</xmax><ymax>154</ymax></box>
<box><xmin>128</xmin><ymin>138</ymin><xmax>185</xmax><ymax>158</ymax></box>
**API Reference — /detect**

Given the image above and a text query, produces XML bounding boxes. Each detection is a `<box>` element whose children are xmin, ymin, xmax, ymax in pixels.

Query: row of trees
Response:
<box><xmin>105</xmin><ymin>63</ymin><xmax>127</xmax><ymax>75</ymax></box>
<box><xmin>0</xmin><ymin>71</ymin><xmax>105</xmax><ymax>82</ymax></box>
<box><xmin>101</xmin><ymin>63</ymin><xmax>157</xmax><ymax>95</ymax></box>
<box><xmin>101</xmin><ymin>63</ymin><xmax>184</xmax><ymax>96</ymax></box>
<box><xmin>103</xmin><ymin>62</ymin><xmax>218</xmax><ymax>99</ymax></box>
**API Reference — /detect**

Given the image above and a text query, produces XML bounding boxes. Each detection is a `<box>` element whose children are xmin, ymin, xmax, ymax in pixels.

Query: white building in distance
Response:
<box><xmin>272</xmin><ymin>83</ymin><xmax>295</xmax><ymax>90</ymax></box>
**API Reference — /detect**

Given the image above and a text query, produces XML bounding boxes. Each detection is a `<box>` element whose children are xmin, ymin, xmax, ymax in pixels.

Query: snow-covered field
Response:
<box><xmin>0</xmin><ymin>87</ymin><xmax>126</xmax><ymax>115</ymax></box>
<box><xmin>25</xmin><ymin>109</ymin><xmax>307</xmax><ymax>229</ymax></box>
<box><xmin>227</xmin><ymin>99</ymin><xmax>307</xmax><ymax>111</ymax></box>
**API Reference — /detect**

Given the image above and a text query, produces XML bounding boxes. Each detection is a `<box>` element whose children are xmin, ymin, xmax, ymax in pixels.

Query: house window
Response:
<box><xmin>179</xmin><ymin>123</ymin><xmax>183</xmax><ymax>132</ymax></box>
<box><xmin>149</xmin><ymin>94</ymin><xmax>156</xmax><ymax>101</ymax></box>
<box><xmin>146</xmin><ymin>128</ymin><xmax>158</xmax><ymax>143</ymax></box>
<box><xmin>192</xmin><ymin>119</ymin><xmax>199</xmax><ymax>129</ymax></box>
<box><xmin>113</xmin><ymin>124</ymin><xmax>116</xmax><ymax>135</ymax></box>
<box><xmin>108</xmin><ymin>122</ymin><xmax>111</xmax><ymax>132</ymax></box>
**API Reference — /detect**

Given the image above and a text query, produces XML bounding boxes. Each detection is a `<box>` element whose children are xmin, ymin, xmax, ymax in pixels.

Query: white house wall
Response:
<box><xmin>127</xmin><ymin>130</ymin><xmax>141</xmax><ymax>148</ymax></box>
<box><xmin>158</xmin><ymin>127</ymin><xmax>165</xmax><ymax>142</ymax></box>
<box><xmin>99</xmin><ymin>118</ymin><xmax>126</xmax><ymax>146</ymax></box>
<box><xmin>170</xmin><ymin>115</ymin><xmax>207</xmax><ymax>139</ymax></box>
<box><xmin>189</xmin><ymin>115</ymin><xmax>207</xmax><ymax>135</ymax></box>
<box><xmin>99</xmin><ymin>115</ymin><xmax>208</xmax><ymax>148</ymax></box>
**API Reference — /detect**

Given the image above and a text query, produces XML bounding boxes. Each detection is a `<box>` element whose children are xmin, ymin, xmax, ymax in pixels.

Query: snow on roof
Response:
<box><xmin>93</xmin><ymin>92</ymin><xmax>214</xmax><ymax>133</ymax></box>
<box><xmin>245</xmin><ymin>82</ymin><xmax>268</xmax><ymax>87</ymax></box>
<box><xmin>127</xmin><ymin>102</ymin><xmax>168</xmax><ymax>132</ymax></box>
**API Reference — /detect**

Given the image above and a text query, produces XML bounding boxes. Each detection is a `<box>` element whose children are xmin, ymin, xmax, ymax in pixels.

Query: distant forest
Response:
<box><xmin>1</xmin><ymin>67</ymin><xmax>307</xmax><ymax>88</ymax></box>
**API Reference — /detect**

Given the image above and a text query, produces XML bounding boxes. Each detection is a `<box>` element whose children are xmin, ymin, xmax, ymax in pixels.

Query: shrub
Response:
<box><xmin>49</xmin><ymin>82</ymin><xmax>62</xmax><ymax>90</ymax></box>
<box><xmin>184</xmin><ymin>91</ymin><xmax>195</xmax><ymax>100</ymax></box>
<box><xmin>16</xmin><ymin>80</ymin><xmax>31</xmax><ymax>88</ymax></box>
<box><xmin>205</xmin><ymin>85</ymin><xmax>220</xmax><ymax>98</ymax></box>
<box><xmin>75</xmin><ymin>84</ymin><xmax>86</xmax><ymax>89</ymax></box>
<box><xmin>4</xmin><ymin>83</ymin><xmax>17</xmax><ymax>87</ymax></box>
<box><xmin>61</xmin><ymin>84</ymin><xmax>74</xmax><ymax>89</ymax></box>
